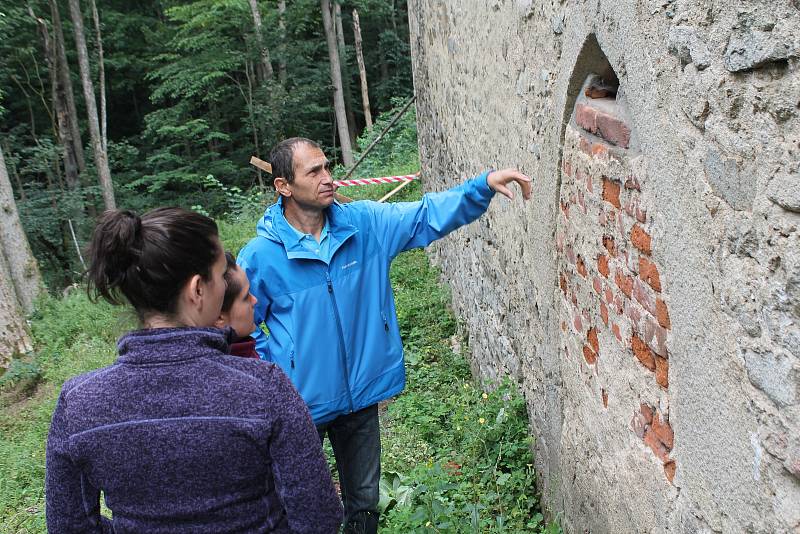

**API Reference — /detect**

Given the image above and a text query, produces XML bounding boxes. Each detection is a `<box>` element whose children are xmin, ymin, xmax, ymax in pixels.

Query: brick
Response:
<box><xmin>612</xmin><ymin>323</ymin><xmax>622</xmax><ymax>342</ymax></box>
<box><xmin>585</xmin><ymin>85</ymin><xmax>615</xmax><ymax>99</ymax></box>
<box><xmin>600</xmin><ymin>302</ymin><xmax>609</xmax><ymax>326</ymax></box>
<box><xmin>592</xmin><ymin>142</ymin><xmax>609</xmax><ymax>159</ymax></box>
<box><xmin>575</xmin><ymin>103</ymin><xmax>598</xmax><ymax>134</ymax></box>
<box><xmin>664</xmin><ymin>460</ymin><xmax>676</xmax><ymax>484</ymax></box>
<box><xmin>625</xmin><ymin>299</ymin><xmax>642</xmax><ymax>326</ymax></box>
<box><xmin>593</xmin><ymin>276</ymin><xmax>603</xmax><ymax>294</ymax></box>
<box><xmin>644</xmin><ymin>318</ymin><xmax>668</xmax><ymax>357</ymax></box>
<box><xmin>571</xmin><ymin>292</ymin><xmax>578</xmax><ymax>307</ymax></box>
<box><xmin>603</xmin><ymin>235</ymin><xmax>617</xmax><ymax>257</ymax></box>
<box><xmin>631</xmin><ymin>225</ymin><xmax>652</xmax><ymax>255</ymax></box>
<box><xmin>640</xmin><ymin>403</ymin><xmax>654</xmax><ymax>425</ymax></box>
<box><xmin>561</xmin><ymin>201</ymin><xmax>569</xmax><ymax>220</ymax></box>
<box><xmin>573</xmin><ymin>314</ymin><xmax>583</xmax><ymax>333</ymax></box>
<box><xmin>644</xmin><ymin>428</ymin><xmax>670</xmax><ymax>462</ymax></box>
<box><xmin>583</xmin><ymin>345</ymin><xmax>597</xmax><ymax>364</ymax></box>
<box><xmin>614</xmin><ymin>294</ymin><xmax>624</xmax><ymax>315</ymax></box>
<box><xmin>632</xmin><ymin>333</ymin><xmax>656</xmax><ymax>371</ymax></box>
<box><xmin>560</xmin><ymin>273</ymin><xmax>568</xmax><ymax>295</ymax></box>
<box><xmin>639</xmin><ymin>257</ymin><xmax>662</xmax><ymax>292</ymax></box>
<box><xmin>577</xmin><ymin>255</ymin><xmax>588</xmax><ymax>277</ymax></box>
<box><xmin>655</xmin><ymin>355</ymin><xmax>669</xmax><ymax>389</ymax></box>
<box><xmin>579</xmin><ymin>136</ymin><xmax>593</xmax><ymax>156</ymax></box>
<box><xmin>633</xmin><ymin>278</ymin><xmax>657</xmax><ymax>316</ymax></box>
<box><xmin>656</xmin><ymin>298</ymin><xmax>671</xmax><ymax>329</ymax></box>
<box><xmin>601</xmin><ymin>388</ymin><xmax>608</xmax><ymax>408</ymax></box>
<box><xmin>595</xmin><ymin>108</ymin><xmax>632</xmax><ymax>148</ymax></box>
<box><xmin>587</xmin><ymin>327</ymin><xmax>599</xmax><ymax>354</ymax></box>
<box><xmin>563</xmin><ymin>160</ymin><xmax>573</xmax><ymax>177</ymax></box>
<box><xmin>651</xmin><ymin>414</ymin><xmax>674</xmax><ymax>450</ymax></box>
<box><xmin>615</xmin><ymin>271</ymin><xmax>633</xmax><ymax>297</ymax></box>
<box><xmin>604</xmin><ymin>286</ymin><xmax>614</xmax><ymax>304</ymax></box>
<box><xmin>597</xmin><ymin>254</ymin><xmax>610</xmax><ymax>278</ymax></box>
<box><xmin>625</xmin><ymin>175</ymin><xmax>641</xmax><ymax>190</ymax></box>
<box><xmin>602</xmin><ymin>176</ymin><xmax>621</xmax><ymax>208</ymax></box>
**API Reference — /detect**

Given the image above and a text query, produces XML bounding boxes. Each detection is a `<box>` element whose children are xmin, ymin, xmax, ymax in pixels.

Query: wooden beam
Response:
<box><xmin>377</xmin><ymin>179</ymin><xmax>412</xmax><ymax>203</ymax></box>
<box><xmin>250</xmin><ymin>156</ymin><xmax>272</xmax><ymax>174</ymax></box>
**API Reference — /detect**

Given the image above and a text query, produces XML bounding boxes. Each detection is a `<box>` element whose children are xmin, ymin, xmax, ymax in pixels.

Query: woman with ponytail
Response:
<box><xmin>45</xmin><ymin>208</ymin><xmax>342</xmax><ymax>533</ymax></box>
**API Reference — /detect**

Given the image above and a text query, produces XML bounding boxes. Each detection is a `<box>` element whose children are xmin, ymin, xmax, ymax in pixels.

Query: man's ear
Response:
<box><xmin>274</xmin><ymin>176</ymin><xmax>292</xmax><ymax>198</ymax></box>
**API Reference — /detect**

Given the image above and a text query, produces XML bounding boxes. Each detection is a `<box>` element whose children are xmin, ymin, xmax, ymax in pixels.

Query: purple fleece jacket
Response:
<box><xmin>45</xmin><ymin>327</ymin><xmax>342</xmax><ymax>533</ymax></box>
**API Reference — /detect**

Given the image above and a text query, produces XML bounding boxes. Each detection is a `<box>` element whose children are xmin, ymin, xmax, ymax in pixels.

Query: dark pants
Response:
<box><xmin>317</xmin><ymin>404</ymin><xmax>380</xmax><ymax>534</ymax></box>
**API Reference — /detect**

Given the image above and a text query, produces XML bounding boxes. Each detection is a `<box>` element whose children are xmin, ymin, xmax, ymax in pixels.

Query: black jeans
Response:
<box><xmin>317</xmin><ymin>404</ymin><xmax>380</xmax><ymax>534</ymax></box>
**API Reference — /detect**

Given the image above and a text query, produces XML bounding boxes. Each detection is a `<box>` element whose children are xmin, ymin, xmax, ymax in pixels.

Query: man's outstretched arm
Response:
<box><xmin>362</xmin><ymin>168</ymin><xmax>531</xmax><ymax>258</ymax></box>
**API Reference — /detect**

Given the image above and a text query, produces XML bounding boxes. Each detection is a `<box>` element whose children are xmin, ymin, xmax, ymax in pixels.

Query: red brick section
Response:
<box><xmin>575</xmin><ymin>102</ymin><xmax>632</xmax><ymax>148</ymax></box>
<box><xmin>561</xmin><ymin>99</ymin><xmax>676</xmax><ymax>483</ymax></box>
<box><xmin>615</xmin><ymin>271</ymin><xmax>633</xmax><ymax>298</ymax></box>
<box><xmin>633</xmin><ymin>404</ymin><xmax>676</xmax><ymax>483</ymax></box>
<box><xmin>632</xmin><ymin>334</ymin><xmax>656</xmax><ymax>371</ymax></box>
<box><xmin>577</xmin><ymin>255</ymin><xmax>588</xmax><ymax>278</ymax></box>
<box><xmin>631</xmin><ymin>224</ymin><xmax>652</xmax><ymax>255</ymax></box>
<box><xmin>603</xmin><ymin>235</ymin><xmax>617</xmax><ymax>256</ymax></box>
<box><xmin>639</xmin><ymin>256</ymin><xmax>662</xmax><ymax>292</ymax></box>
<box><xmin>595</xmin><ymin>109</ymin><xmax>631</xmax><ymax>148</ymax></box>
<box><xmin>656</xmin><ymin>298</ymin><xmax>671</xmax><ymax>329</ymax></box>
<box><xmin>587</xmin><ymin>327</ymin><xmax>599</xmax><ymax>354</ymax></box>
<box><xmin>597</xmin><ymin>254</ymin><xmax>610</xmax><ymax>278</ymax></box>
<box><xmin>602</xmin><ymin>177</ymin><xmax>621</xmax><ymax>208</ymax></box>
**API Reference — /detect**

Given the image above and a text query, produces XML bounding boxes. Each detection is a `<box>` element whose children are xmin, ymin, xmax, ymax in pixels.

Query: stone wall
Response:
<box><xmin>408</xmin><ymin>1</ymin><xmax>799</xmax><ymax>531</ymax></box>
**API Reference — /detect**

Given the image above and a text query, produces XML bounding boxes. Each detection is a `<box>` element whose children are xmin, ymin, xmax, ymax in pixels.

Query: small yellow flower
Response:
<box><xmin>479</xmin><ymin>417</ymin><xmax>486</xmax><ymax>424</ymax></box>
<box><xmin>481</xmin><ymin>392</ymin><xmax>488</xmax><ymax>399</ymax></box>
<box><xmin>426</xmin><ymin>521</ymin><xmax>432</xmax><ymax>527</ymax></box>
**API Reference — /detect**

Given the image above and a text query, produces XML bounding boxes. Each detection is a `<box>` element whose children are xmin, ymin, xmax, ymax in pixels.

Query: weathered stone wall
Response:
<box><xmin>408</xmin><ymin>1</ymin><xmax>799</xmax><ymax>532</ymax></box>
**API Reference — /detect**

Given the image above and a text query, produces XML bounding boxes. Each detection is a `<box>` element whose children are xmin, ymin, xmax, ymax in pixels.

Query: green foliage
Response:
<box><xmin>0</xmin><ymin>292</ymin><xmax>129</xmax><ymax>533</ymax></box>
<box><xmin>378</xmin><ymin>249</ymin><xmax>561</xmax><ymax>533</ymax></box>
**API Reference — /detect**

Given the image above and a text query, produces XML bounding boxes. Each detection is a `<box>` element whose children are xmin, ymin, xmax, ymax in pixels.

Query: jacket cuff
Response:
<box><xmin>473</xmin><ymin>170</ymin><xmax>496</xmax><ymax>201</ymax></box>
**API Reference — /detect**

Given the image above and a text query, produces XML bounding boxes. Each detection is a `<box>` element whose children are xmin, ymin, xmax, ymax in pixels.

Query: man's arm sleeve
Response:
<box><xmin>45</xmin><ymin>389</ymin><xmax>104</xmax><ymax>533</ymax></box>
<box><xmin>366</xmin><ymin>171</ymin><xmax>495</xmax><ymax>258</ymax></box>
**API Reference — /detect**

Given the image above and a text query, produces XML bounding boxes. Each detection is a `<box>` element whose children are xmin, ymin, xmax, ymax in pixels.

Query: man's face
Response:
<box><xmin>285</xmin><ymin>143</ymin><xmax>336</xmax><ymax>210</ymax></box>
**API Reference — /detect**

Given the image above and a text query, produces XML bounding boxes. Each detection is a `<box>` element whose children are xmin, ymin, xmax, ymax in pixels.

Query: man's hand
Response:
<box><xmin>487</xmin><ymin>168</ymin><xmax>532</xmax><ymax>201</ymax></box>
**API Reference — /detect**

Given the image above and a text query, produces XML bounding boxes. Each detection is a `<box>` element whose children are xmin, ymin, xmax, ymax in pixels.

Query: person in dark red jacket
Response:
<box><xmin>45</xmin><ymin>208</ymin><xmax>342</xmax><ymax>533</ymax></box>
<box><xmin>216</xmin><ymin>252</ymin><xmax>260</xmax><ymax>359</ymax></box>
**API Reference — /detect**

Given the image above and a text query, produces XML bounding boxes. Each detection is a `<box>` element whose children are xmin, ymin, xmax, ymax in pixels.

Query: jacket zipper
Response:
<box><xmin>290</xmin><ymin>350</ymin><xmax>294</xmax><ymax>369</ymax></box>
<box><xmin>381</xmin><ymin>311</ymin><xmax>389</xmax><ymax>332</ymax></box>
<box><xmin>326</xmin><ymin>271</ymin><xmax>355</xmax><ymax>413</ymax></box>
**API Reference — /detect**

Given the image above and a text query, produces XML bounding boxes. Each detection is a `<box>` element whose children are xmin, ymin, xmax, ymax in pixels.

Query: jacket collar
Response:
<box><xmin>257</xmin><ymin>197</ymin><xmax>358</xmax><ymax>261</ymax></box>
<box><xmin>116</xmin><ymin>327</ymin><xmax>229</xmax><ymax>365</ymax></box>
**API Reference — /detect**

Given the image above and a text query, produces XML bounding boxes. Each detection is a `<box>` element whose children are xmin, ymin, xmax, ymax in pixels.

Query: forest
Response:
<box><xmin>0</xmin><ymin>0</ymin><xmax>413</xmax><ymax>292</ymax></box>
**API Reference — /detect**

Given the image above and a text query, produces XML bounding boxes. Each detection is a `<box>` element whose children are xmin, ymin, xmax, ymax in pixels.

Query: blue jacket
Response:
<box><xmin>237</xmin><ymin>172</ymin><xmax>495</xmax><ymax>424</ymax></box>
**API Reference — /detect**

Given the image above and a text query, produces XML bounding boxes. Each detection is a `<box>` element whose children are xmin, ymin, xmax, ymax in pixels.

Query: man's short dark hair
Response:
<box><xmin>268</xmin><ymin>137</ymin><xmax>321</xmax><ymax>186</ymax></box>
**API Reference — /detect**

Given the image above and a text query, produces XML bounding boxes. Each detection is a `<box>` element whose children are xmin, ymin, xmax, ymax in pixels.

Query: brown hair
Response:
<box><xmin>86</xmin><ymin>207</ymin><xmax>220</xmax><ymax>320</ymax></box>
<box><xmin>268</xmin><ymin>137</ymin><xmax>321</xmax><ymax>186</ymax></box>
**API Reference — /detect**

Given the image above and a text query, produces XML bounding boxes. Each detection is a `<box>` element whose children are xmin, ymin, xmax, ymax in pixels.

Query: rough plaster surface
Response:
<box><xmin>408</xmin><ymin>1</ymin><xmax>800</xmax><ymax>532</ymax></box>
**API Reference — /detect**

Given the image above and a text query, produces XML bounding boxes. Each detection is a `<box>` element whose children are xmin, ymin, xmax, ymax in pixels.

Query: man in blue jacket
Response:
<box><xmin>237</xmin><ymin>137</ymin><xmax>531</xmax><ymax>533</ymax></box>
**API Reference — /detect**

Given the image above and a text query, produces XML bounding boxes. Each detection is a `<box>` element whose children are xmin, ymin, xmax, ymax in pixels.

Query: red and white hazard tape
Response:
<box><xmin>333</xmin><ymin>173</ymin><xmax>419</xmax><ymax>188</ymax></box>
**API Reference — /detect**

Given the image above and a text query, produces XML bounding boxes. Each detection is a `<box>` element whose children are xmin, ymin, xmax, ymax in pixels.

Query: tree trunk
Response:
<box><xmin>51</xmin><ymin>0</ymin><xmax>86</xmax><ymax>174</ymax></box>
<box><xmin>0</xmin><ymin>248</ymin><xmax>33</xmax><ymax>367</ymax></box>
<box><xmin>334</xmin><ymin>3</ymin><xmax>357</xmax><ymax>146</ymax></box>
<box><xmin>277</xmin><ymin>0</ymin><xmax>287</xmax><ymax>84</ymax></box>
<box><xmin>320</xmin><ymin>0</ymin><xmax>353</xmax><ymax>166</ymax></box>
<box><xmin>67</xmin><ymin>0</ymin><xmax>115</xmax><ymax>210</ymax></box>
<box><xmin>248</xmin><ymin>0</ymin><xmax>273</xmax><ymax>83</ymax></box>
<box><xmin>352</xmin><ymin>9</ymin><xmax>372</xmax><ymax>129</ymax></box>
<box><xmin>30</xmin><ymin>6</ymin><xmax>82</xmax><ymax>192</ymax></box>
<box><xmin>89</xmin><ymin>0</ymin><xmax>107</xmax><ymax>151</ymax></box>
<box><xmin>0</xmin><ymin>144</ymin><xmax>42</xmax><ymax>314</ymax></box>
